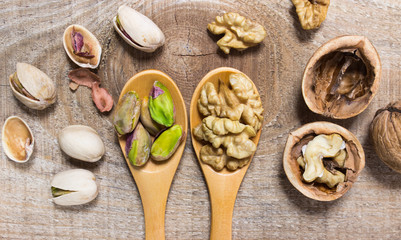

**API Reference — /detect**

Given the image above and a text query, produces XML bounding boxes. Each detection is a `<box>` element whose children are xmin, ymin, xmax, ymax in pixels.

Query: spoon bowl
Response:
<box><xmin>190</xmin><ymin>67</ymin><xmax>263</xmax><ymax>240</ymax></box>
<box><xmin>117</xmin><ymin>69</ymin><xmax>187</xmax><ymax>240</ymax></box>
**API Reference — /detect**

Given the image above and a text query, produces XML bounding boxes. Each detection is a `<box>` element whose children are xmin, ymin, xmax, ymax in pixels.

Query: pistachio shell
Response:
<box><xmin>151</xmin><ymin>124</ymin><xmax>183</xmax><ymax>161</ymax></box>
<box><xmin>149</xmin><ymin>81</ymin><xmax>175</xmax><ymax>127</ymax></box>
<box><xmin>9</xmin><ymin>63</ymin><xmax>56</xmax><ymax>110</ymax></box>
<box><xmin>113</xmin><ymin>5</ymin><xmax>165</xmax><ymax>53</ymax></box>
<box><xmin>51</xmin><ymin>169</ymin><xmax>98</xmax><ymax>206</ymax></box>
<box><xmin>113</xmin><ymin>91</ymin><xmax>141</xmax><ymax>135</ymax></box>
<box><xmin>1</xmin><ymin>116</ymin><xmax>34</xmax><ymax>163</ymax></box>
<box><xmin>63</xmin><ymin>24</ymin><xmax>102</xmax><ymax>69</ymax></box>
<box><xmin>58</xmin><ymin>125</ymin><xmax>105</xmax><ymax>162</ymax></box>
<box><xmin>125</xmin><ymin>123</ymin><xmax>152</xmax><ymax>166</ymax></box>
<box><xmin>140</xmin><ymin>96</ymin><xmax>165</xmax><ymax>136</ymax></box>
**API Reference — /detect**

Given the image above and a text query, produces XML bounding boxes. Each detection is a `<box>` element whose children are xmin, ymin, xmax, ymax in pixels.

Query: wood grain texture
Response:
<box><xmin>1</xmin><ymin>0</ymin><xmax>401</xmax><ymax>239</ymax></box>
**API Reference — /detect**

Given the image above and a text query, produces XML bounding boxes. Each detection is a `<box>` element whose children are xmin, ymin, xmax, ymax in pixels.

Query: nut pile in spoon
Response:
<box><xmin>193</xmin><ymin>73</ymin><xmax>263</xmax><ymax>171</ymax></box>
<box><xmin>112</xmin><ymin>81</ymin><xmax>184</xmax><ymax>166</ymax></box>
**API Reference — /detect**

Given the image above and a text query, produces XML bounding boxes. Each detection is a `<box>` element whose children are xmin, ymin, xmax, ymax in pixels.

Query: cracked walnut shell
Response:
<box><xmin>207</xmin><ymin>12</ymin><xmax>267</xmax><ymax>54</ymax></box>
<box><xmin>302</xmin><ymin>35</ymin><xmax>381</xmax><ymax>119</ymax></box>
<box><xmin>292</xmin><ymin>0</ymin><xmax>330</xmax><ymax>30</ymax></box>
<box><xmin>371</xmin><ymin>100</ymin><xmax>401</xmax><ymax>173</ymax></box>
<box><xmin>283</xmin><ymin>121</ymin><xmax>365</xmax><ymax>201</ymax></box>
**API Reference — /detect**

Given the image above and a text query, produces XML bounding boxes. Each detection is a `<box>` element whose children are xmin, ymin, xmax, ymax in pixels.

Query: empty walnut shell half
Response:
<box><xmin>370</xmin><ymin>100</ymin><xmax>401</xmax><ymax>173</ymax></box>
<box><xmin>302</xmin><ymin>35</ymin><xmax>381</xmax><ymax>119</ymax></box>
<box><xmin>283</xmin><ymin>121</ymin><xmax>365</xmax><ymax>201</ymax></box>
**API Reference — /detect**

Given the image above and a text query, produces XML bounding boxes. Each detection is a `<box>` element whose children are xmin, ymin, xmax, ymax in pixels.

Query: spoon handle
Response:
<box><xmin>207</xmin><ymin>173</ymin><xmax>244</xmax><ymax>240</ymax></box>
<box><xmin>135</xmin><ymin>172</ymin><xmax>171</xmax><ymax>240</ymax></box>
<box><xmin>210</xmin><ymin>192</ymin><xmax>236</xmax><ymax>240</ymax></box>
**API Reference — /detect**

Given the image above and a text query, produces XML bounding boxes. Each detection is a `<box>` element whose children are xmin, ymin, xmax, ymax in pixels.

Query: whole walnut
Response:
<box><xmin>371</xmin><ymin>101</ymin><xmax>401</xmax><ymax>173</ymax></box>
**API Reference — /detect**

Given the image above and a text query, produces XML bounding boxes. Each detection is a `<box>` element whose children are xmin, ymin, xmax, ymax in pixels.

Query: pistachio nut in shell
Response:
<box><xmin>113</xmin><ymin>5</ymin><xmax>165</xmax><ymax>53</ymax></box>
<box><xmin>140</xmin><ymin>96</ymin><xmax>165</xmax><ymax>136</ymax></box>
<box><xmin>302</xmin><ymin>35</ymin><xmax>381</xmax><ymax>119</ymax></box>
<box><xmin>149</xmin><ymin>81</ymin><xmax>175</xmax><ymax>127</ymax></box>
<box><xmin>370</xmin><ymin>100</ymin><xmax>401</xmax><ymax>173</ymax></box>
<box><xmin>63</xmin><ymin>24</ymin><xmax>102</xmax><ymax>69</ymax></box>
<box><xmin>125</xmin><ymin>123</ymin><xmax>152</xmax><ymax>166</ymax></box>
<box><xmin>112</xmin><ymin>91</ymin><xmax>141</xmax><ymax>135</ymax></box>
<box><xmin>51</xmin><ymin>169</ymin><xmax>98</xmax><ymax>206</ymax></box>
<box><xmin>58</xmin><ymin>125</ymin><xmax>105</xmax><ymax>162</ymax></box>
<box><xmin>151</xmin><ymin>124</ymin><xmax>183</xmax><ymax>161</ymax></box>
<box><xmin>2</xmin><ymin>116</ymin><xmax>34</xmax><ymax>163</ymax></box>
<box><xmin>9</xmin><ymin>63</ymin><xmax>56</xmax><ymax>110</ymax></box>
<box><xmin>283</xmin><ymin>121</ymin><xmax>365</xmax><ymax>201</ymax></box>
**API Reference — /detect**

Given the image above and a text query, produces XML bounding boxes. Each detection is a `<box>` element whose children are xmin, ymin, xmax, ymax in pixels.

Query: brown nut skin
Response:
<box><xmin>302</xmin><ymin>35</ymin><xmax>381</xmax><ymax>119</ymax></box>
<box><xmin>283</xmin><ymin>121</ymin><xmax>365</xmax><ymax>201</ymax></box>
<box><xmin>370</xmin><ymin>101</ymin><xmax>401</xmax><ymax>173</ymax></box>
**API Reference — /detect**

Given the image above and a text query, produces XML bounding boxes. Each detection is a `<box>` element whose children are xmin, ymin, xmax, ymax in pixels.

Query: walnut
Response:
<box><xmin>370</xmin><ymin>101</ymin><xmax>401</xmax><ymax>173</ymax></box>
<box><xmin>199</xmin><ymin>144</ymin><xmax>249</xmax><ymax>171</ymax></box>
<box><xmin>302</xmin><ymin>36</ymin><xmax>381</xmax><ymax>119</ymax></box>
<box><xmin>193</xmin><ymin>71</ymin><xmax>263</xmax><ymax>171</ymax></box>
<box><xmin>193</xmin><ymin>117</ymin><xmax>257</xmax><ymax>160</ymax></box>
<box><xmin>296</xmin><ymin>134</ymin><xmax>346</xmax><ymax>188</ymax></box>
<box><xmin>197</xmin><ymin>74</ymin><xmax>263</xmax><ymax>131</ymax></box>
<box><xmin>283</xmin><ymin>121</ymin><xmax>365</xmax><ymax>201</ymax></box>
<box><xmin>292</xmin><ymin>0</ymin><xmax>330</xmax><ymax>30</ymax></box>
<box><xmin>207</xmin><ymin>12</ymin><xmax>267</xmax><ymax>54</ymax></box>
<box><xmin>200</xmin><ymin>145</ymin><xmax>226</xmax><ymax>171</ymax></box>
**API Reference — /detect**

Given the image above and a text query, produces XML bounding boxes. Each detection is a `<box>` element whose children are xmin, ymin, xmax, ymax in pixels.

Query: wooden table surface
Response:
<box><xmin>1</xmin><ymin>0</ymin><xmax>401</xmax><ymax>239</ymax></box>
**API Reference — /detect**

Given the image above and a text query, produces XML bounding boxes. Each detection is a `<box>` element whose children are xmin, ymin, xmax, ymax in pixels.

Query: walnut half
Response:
<box><xmin>207</xmin><ymin>12</ymin><xmax>267</xmax><ymax>54</ymax></box>
<box><xmin>292</xmin><ymin>0</ymin><xmax>330</xmax><ymax>30</ymax></box>
<box><xmin>302</xmin><ymin>35</ymin><xmax>381</xmax><ymax>119</ymax></box>
<box><xmin>283</xmin><ymin>121</ymin><xmax>365</xmax><ymax>201</ymax></box>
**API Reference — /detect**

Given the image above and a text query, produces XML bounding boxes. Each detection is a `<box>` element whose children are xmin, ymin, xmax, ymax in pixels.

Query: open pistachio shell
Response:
<box><xmin>51</xmin><ymin>169</ymin><xmax>98</xmax><ymax>206</ymax></box>
<box><xmin>112</xmin><ymin>91</ymin><xmax>141</xmax><ymax>135</ymax></box>
<box><xmin>9</xmin><ymin>63</ymin><xmax>56</xmax><ymax>110</ymax></box>
<box><xmin>151</xmin><ymin>124</ymin><xmax>183</xmax><ymax>161</ymax></box>
<box><xmin>113</xmin><ymin>5</ymin><xmax>165</xmax><ymax>53</ymax></box>
<box><xmin>63</xmin><ymin>24</ymin><xmax>102</xmax><ymax>69</ymax></box>
<box><xmin>125</xmin><ymin>123</ymin><xmax>152</xmax><ymax>166</ymax></box>
<box><xmin>140</xmin><ymin>96</ymin><xmax>165</xmax><ymax>136</ymax></box>
<box><xmin>149</xmin><ymin>81</ymin><xmax>175</xmax><ymax>127</ymax></box>
<box><xmin>2</xmin><ymin>116</ymin><xmax>34</xmax><ymax>163</ymax></box>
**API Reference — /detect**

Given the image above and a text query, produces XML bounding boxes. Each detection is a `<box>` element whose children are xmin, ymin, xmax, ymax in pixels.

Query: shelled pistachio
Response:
<box><xmin>140</xmin><ymin>96</ymin><xmax>165</xmax><ymax>136</ymax></box>
<box><xmin>149</xmin><ymin>81</ymin><xmax>175</xmax><ymax>128</ymax></box>
<box><xmin>151</xmin><ymin>124</ymin><xmax>183</xmax><ymax>161</ymax></box>
<box><xmin>125</xmin><ymin>123</ymin><xmax>152</xmax><ymax>166</ymax></box>
<box><xmin>113</xmin><ymin>91</ymin><xmax>141</xmax><ymax>135</ymax></box>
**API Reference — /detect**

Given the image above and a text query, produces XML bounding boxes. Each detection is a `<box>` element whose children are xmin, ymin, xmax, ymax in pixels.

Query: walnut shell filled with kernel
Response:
<box><xmin>302</xmin><ymin>35</ymin><xmax>381</xmax><ymax>119</ymax></box>
<box><xmin>371</xmin><ymin>101</ymin><xmax>401</xmax><ymax>173</ymax></box>
<box><xmin>283</xmin><ymin>121</ymin><xmax>365</xmax><ymax>201</ymax></box>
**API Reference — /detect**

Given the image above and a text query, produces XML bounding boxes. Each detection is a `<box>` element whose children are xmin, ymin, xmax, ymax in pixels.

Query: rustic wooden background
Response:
<box><xmin>1</xmin><ymin>0</ymin><xmax>401</xmax><ymax>239</ymax></box>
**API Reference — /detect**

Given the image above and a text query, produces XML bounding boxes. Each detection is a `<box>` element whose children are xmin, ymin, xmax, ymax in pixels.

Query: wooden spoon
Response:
<box><xmin>116</xmin><ymin>69</ymin><xmax>187</xmax><ymax>240</ymax></box>
<box><xmin>190</xmin><ymin>67</ymin><xmax>263</xmax><ymax>240</ymax></box>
